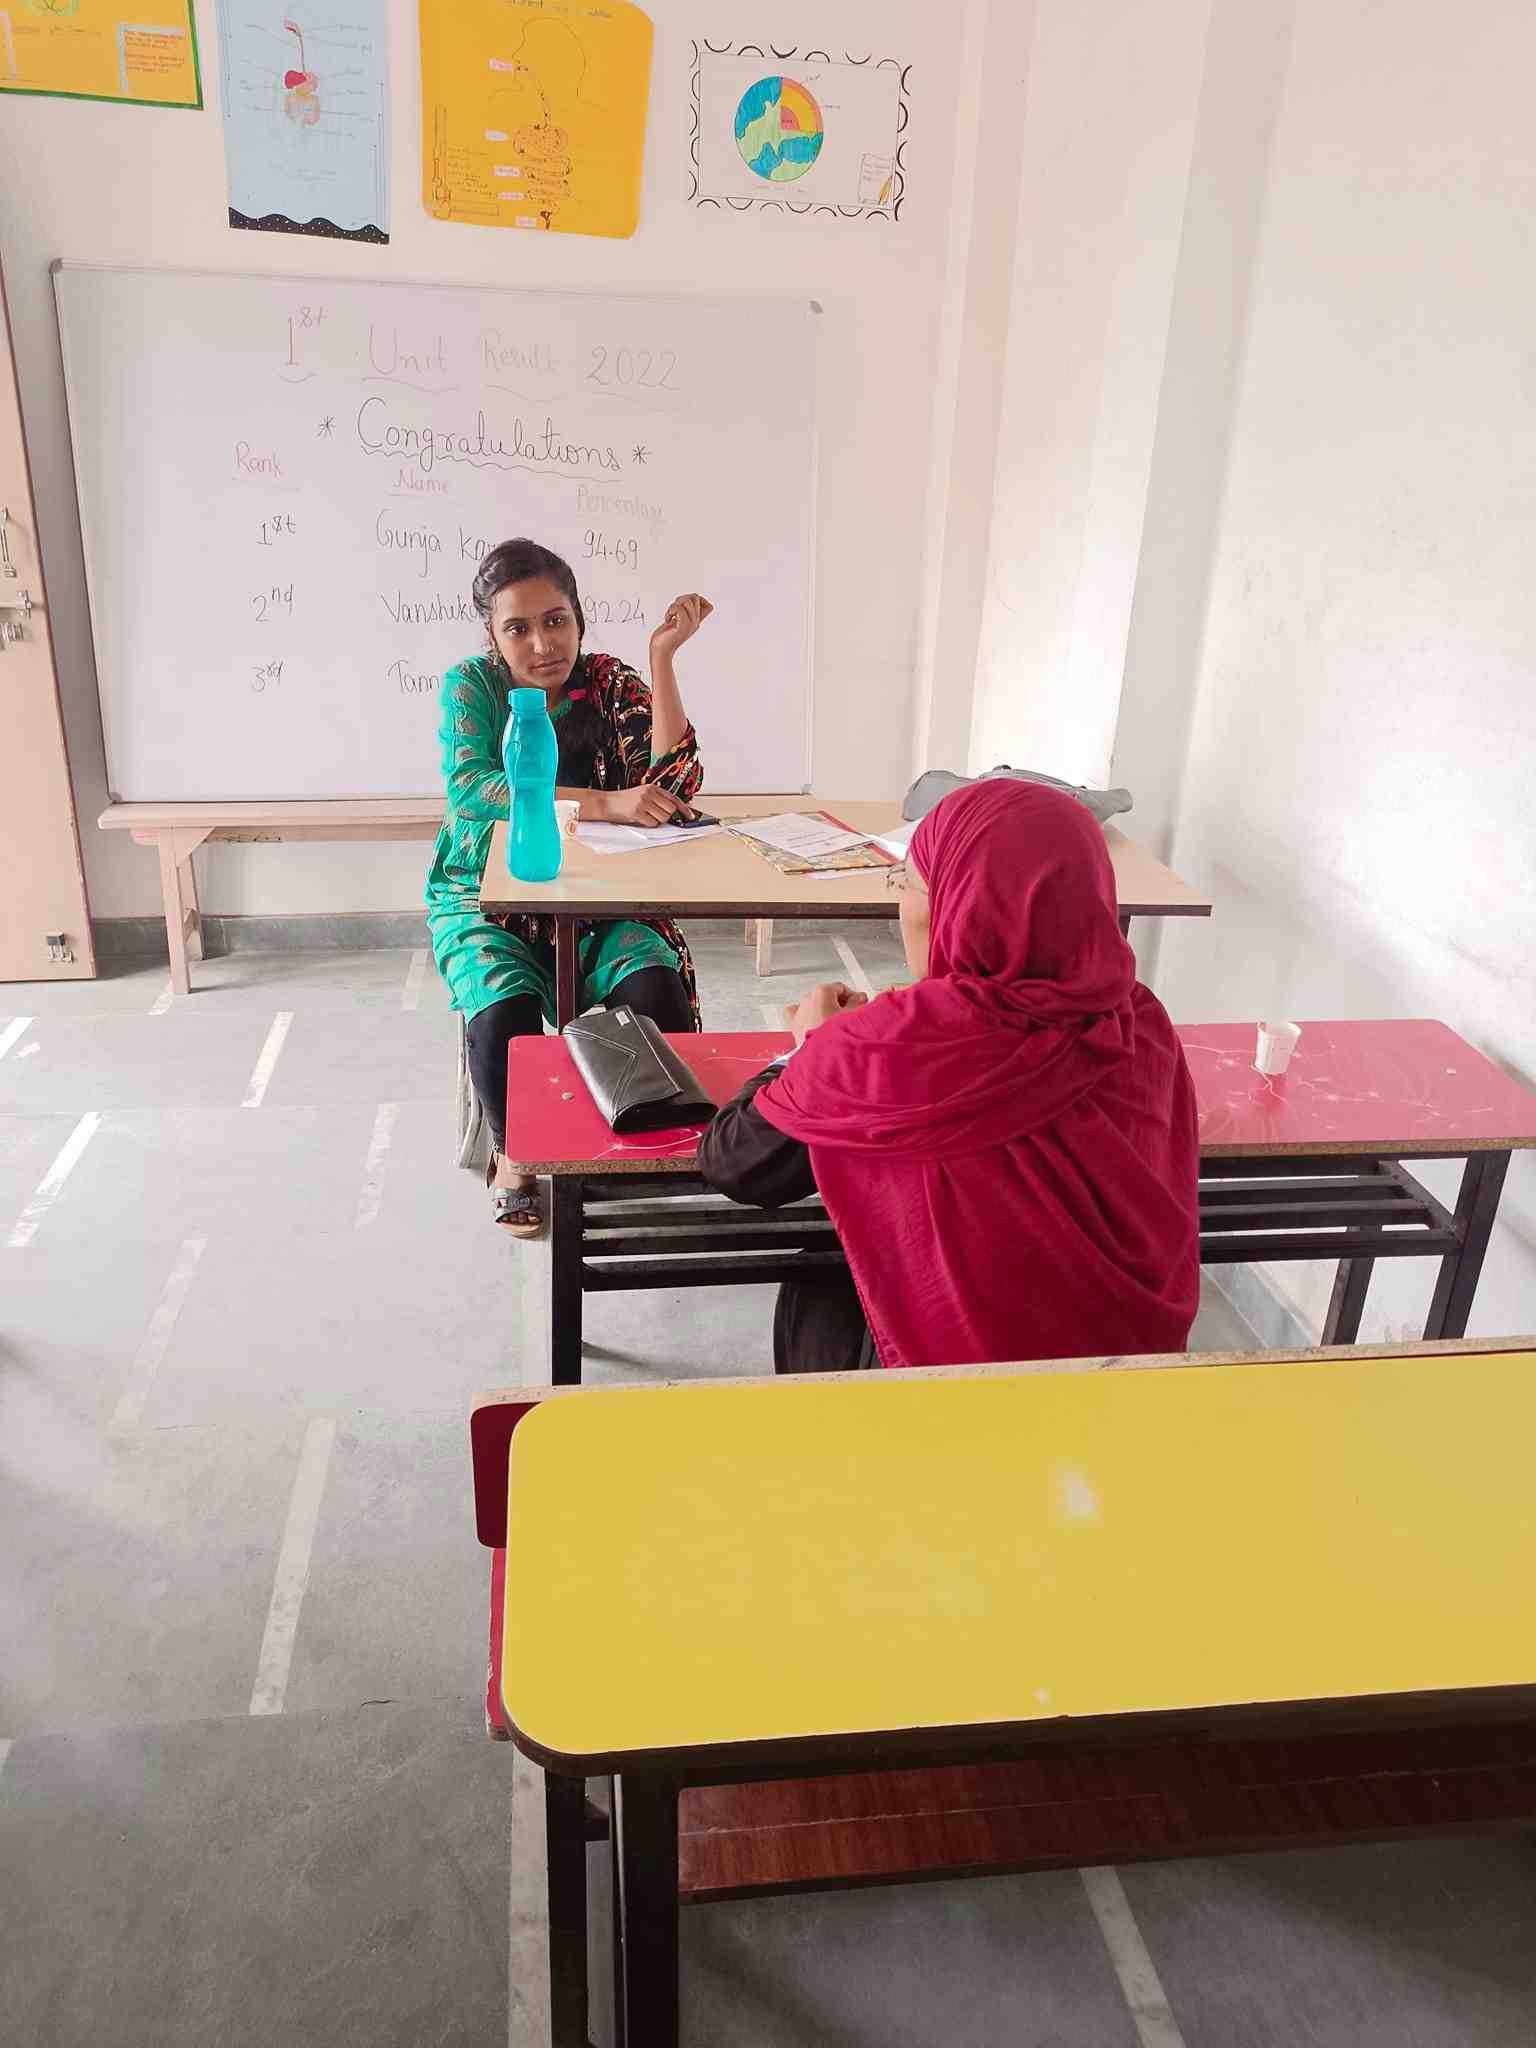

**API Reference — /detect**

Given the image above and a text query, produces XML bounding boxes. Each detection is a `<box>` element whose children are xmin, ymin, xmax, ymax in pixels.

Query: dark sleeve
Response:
<box><xmin>598</xmin><ymin>656</ymin><xmax>705</xmax><ymax>799</ymax></box>
<box><xmin>698</xmin><ymin>1069</ymin><xmax>816</xmax><ymax>1209</ymax></box>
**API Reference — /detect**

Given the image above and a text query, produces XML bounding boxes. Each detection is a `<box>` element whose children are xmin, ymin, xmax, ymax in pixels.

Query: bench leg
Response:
<box><xmin>157</xmin><ymin>836</ymin><xmax>193</xmax><ymax>996</ymax></box>
<box><xmin>550</xmin><ymin>1175</ymin><xmax>584</xmax><ymax>1386</ymax></box>
<box><xmin>754</xmin><ymin>919</ymin><xmax>774</xmax><ymax>977</ymax></box>
<box><xmin>1322</xmin><ymin>1257</ymin><xmax>1374</xmax><ymax>1345</ymax></box>
<box><xmin>1423</xmin><ymin>1150</ymin><xmax>1510</xmax><ymax>1341</ymax></box>
<box><xmin>182</xmin><ymin>847</ymin><xmax>205</xmax><ymax>961</ymax></box>
<box><xmin>614</xmin><ymin>1773</ymin><xmax>680</xmax><ymax>2048</ymax></box>
<box><xmin>545</xmin><ymin>1771</ymin><xmax>591</xmax><ymax>2048</ymax></box>
<box><xmin>507</xmin><ymin>1757</ymin><xmax>591</xmax><ymax>2048</ymax></box>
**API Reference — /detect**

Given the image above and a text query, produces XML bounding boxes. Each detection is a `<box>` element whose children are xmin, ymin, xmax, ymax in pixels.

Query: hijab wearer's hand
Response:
<box><xmin>788</xmin><ymin>982</ymin><xmax>869</xmax><ymax>1046</ymax></box>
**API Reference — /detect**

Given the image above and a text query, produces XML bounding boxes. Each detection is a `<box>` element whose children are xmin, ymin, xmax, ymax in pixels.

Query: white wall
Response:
<box><xmin>1127</xmin><ymin>0</ymin><xmax>1536</xmax><ymax>1343</ymax></box>
<box><xmin>0</xmin><ymin>0</ymin><xmax>965</xmax><ymax>919</ymax></box>
<box><xmin>909</xmin><ymin>0</ymin><xmax>1034</xmax><ymax>779</ymax></box>
<box><xmin>962</xmin><ymin>0</ymin><xmax>1211</xmax><ymax>786</ymax></box>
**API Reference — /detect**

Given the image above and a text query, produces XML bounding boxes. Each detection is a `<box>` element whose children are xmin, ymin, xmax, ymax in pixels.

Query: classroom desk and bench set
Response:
<box><xmin>104</xmin><ymin>792</ymin><xmax>1536</xmax><ymax>2044</ymax></box>
<box><xmin>474</xmin><ymin>1341</ymin><xmax>1536</xmax><ymax>2045</ymax></box>
<box><xmin>98</xmin><ymin>793</ymin><xmax>1209</xmax><ymax>1000</ymax></box>
<box><xmin>505</xmin><ymin>1016</ymin><xmax>1536</xmax><ymax>1383</ymax></box>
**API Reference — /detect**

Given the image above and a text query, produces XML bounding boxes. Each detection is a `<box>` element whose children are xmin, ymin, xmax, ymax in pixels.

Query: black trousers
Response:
<box><xmin>465</xmin><ymin>965</ymin><xmax>693</xmax><ymax>1154</ymax></box>
<box><xmin>774</xmin><ymin>1270</ymin><xmax>871</xmax><ymax>1373</ymax></box>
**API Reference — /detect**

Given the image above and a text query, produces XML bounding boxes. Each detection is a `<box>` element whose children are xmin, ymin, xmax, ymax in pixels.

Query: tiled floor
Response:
<box><xmin>3</xmin><ymin>929</ymin><xmax>1534</xmax><ymax>2047</ymax></box>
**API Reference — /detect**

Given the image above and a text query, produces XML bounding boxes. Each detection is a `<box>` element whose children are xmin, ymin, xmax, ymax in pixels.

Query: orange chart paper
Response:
<box><xmin>0</xmin><ymin>0</ymin><xmax>201</xmax><ymax>107</ymax></box>
<box><xmin>421</xmin><ymin>0</ymin><xmax>652</xmax><ymax>240</ymax></box>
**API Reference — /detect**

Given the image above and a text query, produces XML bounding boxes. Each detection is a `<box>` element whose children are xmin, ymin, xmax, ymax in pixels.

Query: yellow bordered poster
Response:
<box><xmin>0</xmin><ymin>0</ymin><xmax>201</xmax><ymax>108</ymax></box>
<box><xmin>421</xmin><ymin>0</ymin><xmax>652</xmax><ymax>240</ymax></box>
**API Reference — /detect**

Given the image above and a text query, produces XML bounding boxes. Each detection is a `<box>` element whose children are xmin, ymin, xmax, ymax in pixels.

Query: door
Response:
<box><xmin>0</xmin><ymin>252</ymin><xmax>94</xmax><ymax>982</ymax></box>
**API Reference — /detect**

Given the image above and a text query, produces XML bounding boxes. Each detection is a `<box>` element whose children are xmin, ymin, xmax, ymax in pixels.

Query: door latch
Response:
<box><xmin>0</xmin><ymin>580</ymin><xmax>33</xmax><ymax>646</ymax></box>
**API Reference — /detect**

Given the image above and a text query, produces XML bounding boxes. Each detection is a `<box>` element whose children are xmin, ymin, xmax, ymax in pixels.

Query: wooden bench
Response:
<box><xmin>93</xmin><ymin>803</ymin><xmax>847</xmax><ymax>996</ymax></box>
<box><xmin>471</xmin><ymin>1340</ymin><xmax>1536</xmax><ymax>2044</ymax></box>
<box><xmin>97</xmin><ymin>799</ymin><xmax>444</xmax><ymax>994</ymax></box>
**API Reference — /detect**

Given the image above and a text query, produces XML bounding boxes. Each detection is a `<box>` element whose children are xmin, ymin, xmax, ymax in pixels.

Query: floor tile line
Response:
<box><xmin>111</xmin><ymin>1236</ymin><xmax>207</xmax><ymax>1433</ymax></box>
<box><xmin>401</xmin><ymin>948</ymin><xmax>429</xmax><ymax>1011</ymax></box>
<box><xmin>832</xmin><ymin>937</ymin><xmax>875</xmax><ymax>996</ymax></box>
<box><xmin>1079</xmin><ymin>1865</ymin><xmax>1188</xmax><ymax>2048</ymax></box>
<box><xmin>6</xmin><ymin>1111</ymin><xmax>100</xmax><ymax>1250</ymax></box>
<box><xmin>355</xmin><ymin>1101</ymin><xmax>400</xmax><ymax>1228</ymax></box>
<box><xmin>0</xmin><ymin>1016</ymin><xmax>33</xmax><ymax>1061</ymax></box>
<box><xmin>241</xmin><ymin>1011</ymin><xmax>294</xmax><ymax>1109</ymax></box>
<box><xmin>250</xmin><ymin>1416</ymin><xmax>336</xmax><ymax>1716</ymax></box>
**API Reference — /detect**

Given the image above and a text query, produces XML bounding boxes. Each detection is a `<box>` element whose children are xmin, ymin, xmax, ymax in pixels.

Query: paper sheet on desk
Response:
<box><xmin>575</xmin><ymin>821</ymin><xmax>724</xmax><ymax>855</ymax></box>
<box><xmin>729</xmin><ymin>813</ymin><xmax>873</xmax><ymax>859</ymax></box>
<box><xmin>873</xmin><ymin>822</ymin><xmax>917</xmax><ymax>860</ymax></box>
<box><xmin>793</xmin><ymin>822</ymin><xmax>915</xmax><ymax>873</ymax></box>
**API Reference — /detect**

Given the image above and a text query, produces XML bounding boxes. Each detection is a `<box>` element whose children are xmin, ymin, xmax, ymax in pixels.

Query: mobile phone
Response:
<box><xmin>675</xmin><ymin>809</ymin><xmax>719</xmax><ymax>829</ymax></box>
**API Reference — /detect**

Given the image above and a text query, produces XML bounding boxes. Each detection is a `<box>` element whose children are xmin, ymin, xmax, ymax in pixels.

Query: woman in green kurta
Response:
<box><xmin>426</xmin><ymin>537</ymin><xmax>711</xmax><ymax>1233</ymax></box>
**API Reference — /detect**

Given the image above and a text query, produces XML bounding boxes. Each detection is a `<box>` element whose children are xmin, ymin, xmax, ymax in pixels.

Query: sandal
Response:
<box><xmin>492</xmin><ymin>1185</ymin><xmax>544</xmax><ymax>1236</ymax></box>
<box><xmin>486</xmin><ymin>1156</ymin><xmax>544</xmax><ymax>1237</ymax></box>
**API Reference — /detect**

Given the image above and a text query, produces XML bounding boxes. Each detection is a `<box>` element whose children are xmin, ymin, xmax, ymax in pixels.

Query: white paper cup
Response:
<box><xmin>554</xmin><ymin>800</ymin><xmax>581</xmax><ymax>840</ymax></box>
<box><xmin>1254</xmin><ymin>1020</ymin><xmax>1301</xmax><ymax>1076</ymax></box>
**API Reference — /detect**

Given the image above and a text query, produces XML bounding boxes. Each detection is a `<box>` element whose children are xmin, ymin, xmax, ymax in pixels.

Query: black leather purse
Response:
<box><xmin>562</xmin><ymin>1009</ymin><xmax>718</xmax><ymax>1133</ymax></box>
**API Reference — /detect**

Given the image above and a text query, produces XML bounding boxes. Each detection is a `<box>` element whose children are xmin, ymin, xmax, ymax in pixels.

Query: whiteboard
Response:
<box><xmin>53</xmin><ymin>264</ymin><xmax>815</xmax><ymax>799</ymax></box>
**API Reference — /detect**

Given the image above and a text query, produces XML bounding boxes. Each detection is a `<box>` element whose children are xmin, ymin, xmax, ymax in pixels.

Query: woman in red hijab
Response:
<box><xmin>698</xmin><ymin>780</ymin><xmax>1201</xmax><ymax>1371</ymax></box>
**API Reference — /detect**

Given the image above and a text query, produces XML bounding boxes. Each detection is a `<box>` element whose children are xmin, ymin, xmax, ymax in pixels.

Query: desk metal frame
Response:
<box><xmin>543</xmin><ymin>1148</ymin><xmax>1513</xmax><ymax>1383</ymax></box>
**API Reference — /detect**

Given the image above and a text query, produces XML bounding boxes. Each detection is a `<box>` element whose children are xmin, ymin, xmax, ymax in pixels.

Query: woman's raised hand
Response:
<box><xmin>788</xmin><ymin>982</ymin><xmax>870</xmax><ymax>1046</ymax></box>
<box><xmin>603</xmin><ymin>783</ymin><xmax>690</xmax><ymax>828</ymax></box>
<box><xmin>650</xmin><ymin>593</ymin><xmax>714</xmax><ymax>660</ymax></box>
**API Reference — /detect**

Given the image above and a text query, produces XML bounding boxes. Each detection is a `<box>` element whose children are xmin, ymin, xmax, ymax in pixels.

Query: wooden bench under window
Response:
<box><xmin>97</xmin><ymin>800</ymin><xmax>444</xmax><ymax>993</ymax></box>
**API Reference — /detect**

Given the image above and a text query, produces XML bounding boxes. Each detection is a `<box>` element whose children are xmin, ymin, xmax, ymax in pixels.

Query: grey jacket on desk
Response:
<box><xmin>903</xmin><ymin>768</ymin><xmax>1133</xmax><ymax>826</ymax></box>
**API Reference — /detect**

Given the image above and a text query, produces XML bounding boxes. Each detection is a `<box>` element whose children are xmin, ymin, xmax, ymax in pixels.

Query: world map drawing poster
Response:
<box><xmin>217</xmin><ymin>3</ymin><xmax>389</xmax><ymax>242</ymax></box>
<box><xmin>421</xmin><ymin>0</ymin><xmax>652</xmax><ymax>240</ymax></box>
<box><xmin>0</xmin><ymin>0</ymin><xmax>200</xmax><ymax>107</ymax></box>
<box><xmin>691</xmin><ymin>44</ymin><xmax>907</xmax><ymax>219</ymax></box>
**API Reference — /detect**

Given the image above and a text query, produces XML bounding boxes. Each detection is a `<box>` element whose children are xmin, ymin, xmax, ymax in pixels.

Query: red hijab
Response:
<box><xmin>757</xmin><ymin>781</ymin><xmax>1200</xmax><ymax>1368</ymax></box>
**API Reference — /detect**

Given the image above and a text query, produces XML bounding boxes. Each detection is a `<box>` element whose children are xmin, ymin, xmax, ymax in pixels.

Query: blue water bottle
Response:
<box><xmin>503</xmin><ymin>687</ymin><xmax>563</xmax><ymax>883</ymax></box>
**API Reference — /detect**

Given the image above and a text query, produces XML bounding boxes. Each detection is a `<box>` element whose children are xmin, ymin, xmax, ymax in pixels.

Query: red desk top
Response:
<box><xmin>505</xmin><ymin>1032</ymin><xmax>791</xmax><ymax>1174</ymax></box>
<box><xmin>1180</xmin><ymin>1020</ymin><xmax>1536</xmax><ymax>1158</ymax></box>
<box><xmin>505</xmin><ymin>1020</ymin><xmax>1536</xmax><ymax>1174</ymax></box>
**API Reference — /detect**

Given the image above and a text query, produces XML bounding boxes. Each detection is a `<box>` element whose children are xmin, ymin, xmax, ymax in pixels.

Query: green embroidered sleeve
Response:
<box><xmin>439</xmin><ymin>657</ymin><xmax>509</xmax><ymax>822</ymax></box>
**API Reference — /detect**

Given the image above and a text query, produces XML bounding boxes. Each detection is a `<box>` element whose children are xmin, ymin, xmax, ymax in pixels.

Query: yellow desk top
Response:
<box><xmin>480</xmin><ymin>798</ymin><xmax>1213</xmax><ymax>920</ymax></box>
<box><xmin>502</xmin><ymin>1350</ymin><xmax>1536</xmax><ymax>1769</ymax></box>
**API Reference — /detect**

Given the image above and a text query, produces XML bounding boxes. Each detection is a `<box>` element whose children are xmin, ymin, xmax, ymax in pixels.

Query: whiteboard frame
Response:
<box><xmin>52</xmin><ymin>259</ymin><xmax>817</xmax><ymax>801</ymax></box>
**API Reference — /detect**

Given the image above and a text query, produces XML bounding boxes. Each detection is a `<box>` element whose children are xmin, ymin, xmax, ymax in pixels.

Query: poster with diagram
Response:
<box><xmin>0</xmin><ymin>0</ymin><xmax>200</xmax><ymax>108</ymax></box>
<box><xmin>217</xmin><ymin>3</ymin><xmax>389</xmax><ymax>242</ymax></box>
<box><xmin>690</xmin><ymin>43</ymin><xmax>907</xmax><ymax>219</ymax></box>
<box><xmin>421</xmin><ymin>0</ymin><xmax>653</xmax><ymax>240</ymax></box>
